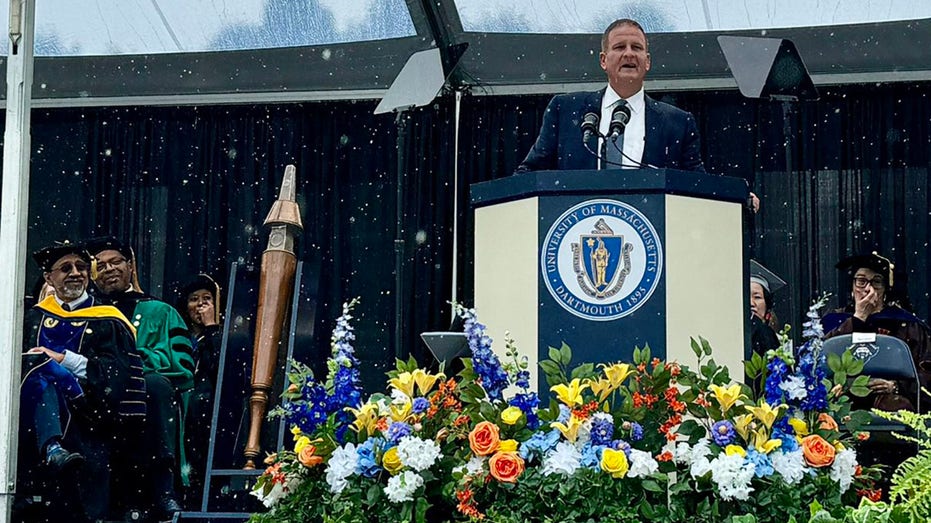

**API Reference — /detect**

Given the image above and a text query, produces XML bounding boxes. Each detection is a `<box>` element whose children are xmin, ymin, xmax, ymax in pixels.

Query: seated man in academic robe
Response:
<box><xmin>86</xmin><ymin>236</ymin><xmax>195</xmax><ymax>518</ymax></box>
<box><xmin>18</xmin><ymin>241</ymin><xmax>146</xmax><ymax>522</ymax></box>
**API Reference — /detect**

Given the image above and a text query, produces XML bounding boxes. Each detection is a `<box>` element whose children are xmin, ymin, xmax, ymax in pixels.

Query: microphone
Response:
<box><xmin>607</xmin><ymin>103</ymin><xmax>631</xmax><ymax>141</ymax></box>
<box><xmin>580</xmin><ymin>112</ymin><xmax>600</xmax><ymax>144</ymax></box>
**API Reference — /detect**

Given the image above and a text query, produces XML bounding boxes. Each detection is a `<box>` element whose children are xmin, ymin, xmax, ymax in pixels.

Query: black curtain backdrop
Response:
<box><xmin>20</xmin><ymin>81</ymin><xmax>931</xmax><ymax>392</ymax></box>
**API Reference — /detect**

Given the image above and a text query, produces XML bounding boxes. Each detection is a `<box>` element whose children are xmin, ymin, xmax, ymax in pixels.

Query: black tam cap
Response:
<box><xmin>836</xmin><ymin>251</ymin><xmax>895</xmax><ymax>289</ymax></box>
<box><xmin>85</xmin><ymin>236</ymin><xmax>134</xmax><ymax>261</ymax></box>
<box><xmin>32</xmin><ymin>241</ymin><xmax>90</xmax><ymax>272</ymax></box>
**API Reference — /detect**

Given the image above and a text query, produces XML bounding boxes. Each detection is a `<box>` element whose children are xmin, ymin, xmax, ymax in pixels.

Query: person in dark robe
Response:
<box><xmin>85</xmin><ymin>236</ymin><xmax>195</xmax><ymax>519</ymax></box>
<box><xmin>17</xmin><ymin>241</ymin><xmax>146</xmax><ymax>522</ymax></box>
<box><xmin>749</xmin><ymin>259</ymin><xmax>785</xmax><ymax>356</ymax></box>
<box><xmin>822</xmin><ymin>252</ymin><xmax>931</xmax><ymax>413</ymax></box>
<box><xmin>175</xmin><ymin>273</ymin><xmax>224</xmax><ymax>506</ymax></box>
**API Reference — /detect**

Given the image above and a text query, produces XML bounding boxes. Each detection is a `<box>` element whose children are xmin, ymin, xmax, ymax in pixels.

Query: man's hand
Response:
<box><xmin>853</xmin><ymin>285</ymin><xmax>883</xmax><ymax>321</ymax></box>
<box><xmin>867</xmin><ymin>378</ymin><xmax>897</xmax><ymax>395</ymax></box>
<box><xmin>26</xmin><ymin>346</ymin><xmax>65</xmax><ymax>364</ymax></box>
<box><xmin>749</xmin><ymin>192</ymin><xmax>760</xmax><ymax>214</ymax></box>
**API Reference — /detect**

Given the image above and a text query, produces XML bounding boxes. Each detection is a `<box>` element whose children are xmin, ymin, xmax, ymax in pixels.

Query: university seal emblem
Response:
<box><xmin>541</xmin><ymin>199</ymin><xmax>662</xmax><ymax>321</ymax></box>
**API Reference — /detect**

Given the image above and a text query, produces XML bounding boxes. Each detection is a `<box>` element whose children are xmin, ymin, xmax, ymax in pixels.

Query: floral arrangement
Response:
<box><xmin>249</xmin><ymin>298</ymin><xmax>902</xmax><ymax>523</ymax></box>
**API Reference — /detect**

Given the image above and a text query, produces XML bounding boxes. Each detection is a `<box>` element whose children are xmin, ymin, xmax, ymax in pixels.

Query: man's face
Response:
<box><xmin>44</xmin><ymin>254</ymin><xmax>89</xmax><ymax>301</ymax></box>
<box><xmin>600</xmin><ymin>23</ymin><xmax>651</xmax><ymax>97</ymax></box>
<box><xmin>93</xmin><ymin>249</ymin><xmax>133</xmax><ymax>294</ymax></box>
<box><xmin>852</xmin><ymin>268</ymin><xmax>885</xmax><ymax>303</ymax></box>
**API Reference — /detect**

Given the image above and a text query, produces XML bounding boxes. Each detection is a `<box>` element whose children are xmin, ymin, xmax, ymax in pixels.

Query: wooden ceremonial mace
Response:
<box><xmin>243</xmin><ymin>165</ymin><xmax>303</xmax><ymax>469</ymax></box>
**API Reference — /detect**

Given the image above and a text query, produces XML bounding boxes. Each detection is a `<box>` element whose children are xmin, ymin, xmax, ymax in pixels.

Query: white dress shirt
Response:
<box><xmin>598</xmin><ymin>86</ymin><xmax>646</xmax><ymax>169</ymax></box>
<box><xmin>54</xmin><ymin>291</ymin><xmax>90</xmax><ymax>379</ymax></box>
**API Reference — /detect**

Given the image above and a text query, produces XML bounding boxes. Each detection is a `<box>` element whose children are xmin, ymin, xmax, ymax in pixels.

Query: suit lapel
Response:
<box><xmin>642</xmin><ymin>95</ymin><xmax>662</xmax><ymax>168</ymax></box>
<box><xmin>582</xmin><ymin>90</ymin><xmax>604</xmax><ymax>169</ymax></box>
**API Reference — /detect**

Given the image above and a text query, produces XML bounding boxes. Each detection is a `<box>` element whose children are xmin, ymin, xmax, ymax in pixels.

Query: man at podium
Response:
<box><xmin>517</xmin><ymin>18</ymin><xmax>705</xmax><ymax>173</ymax></box>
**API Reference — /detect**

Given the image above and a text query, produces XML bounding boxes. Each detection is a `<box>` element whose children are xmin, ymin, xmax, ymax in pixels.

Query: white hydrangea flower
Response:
<box><xmin>778</xmin><ymin>375</ymin><xmax>808</xmax><ymax>401</ymax></box>
<box><xmin>252</xmin><ymin>474</ymin><xmax>303</xmax><ymax>508</ymax></box>
<box><xmin>710</xmin><ymin>453</ymin><xmax>755</xmax><ymax>501</ymax></box>
<box><xmin>453</xmin><ymin>455</ymin><xmax>486</xmax><ymax>477</ymax></box>
<box><xmin>384</xmin><ymin>470</ymin><xmax>424</xmax><ymax>503</ymax></box>
<box><xmin>674</xmin><ymin>441</ymin><xmax>693</xmax><ymax>465</ymax></box>
<box><xmin>326</xmin><ymin>442</ymin><xmax>359</xmax><ymax>494</ymax></box>
<box><xmin>541</xmin><ymin>441</ymin><xmax>582</xmax><ymax>476</ymax></box>
<box><xmin>830</xmin><ymin>448</ymin><xmax>858</xmax><ymax>492</ymax></box>
<box><xmin>771</xmin><ymin>449</ymin><xmax>808</xmax><ymax>485</ymax></box>
<box><xmin>627</xmin><ymin>449</ymin><xmax>659</xmax><ymax>478</ymax></box>
<box><xmin>397</xmin><ymin>435</ymin><xmax>442</xmax><ymax>472</ymax></box>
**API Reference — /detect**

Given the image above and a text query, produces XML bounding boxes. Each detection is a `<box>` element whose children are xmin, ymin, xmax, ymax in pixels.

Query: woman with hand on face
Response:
<box><xmin>822</xmin><ymin>252</ymin><xmax>931</xmax><ymax>412</ymax></box>
<box><xmin>175</xmin><ymin>274</ymin><xmax>223</xmax><ymax>504</ymax></box>
<box><xmin>749</xmin><ymin>260</ymin><xmax>784</xmax><ymax>356</ymax></box>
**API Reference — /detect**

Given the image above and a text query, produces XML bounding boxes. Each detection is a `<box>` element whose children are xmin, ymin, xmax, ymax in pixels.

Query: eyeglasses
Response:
<box><xmin>853</xmin><ymin>275</ymin><xmax>885</xmax><ymax>288</ymax></box>
<box><xmin>96</xmin><ymin>257</ymin><xmax>127</xmax><ymax>271</ymax></box>
<box><xmin>50</xmin><ymin>262</ymin><xmax>89</xmax><ymax>274</ymax></box>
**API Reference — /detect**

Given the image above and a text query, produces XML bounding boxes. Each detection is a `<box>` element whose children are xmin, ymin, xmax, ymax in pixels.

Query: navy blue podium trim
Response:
<box><xmin>470</xmin><ymin>169</ymin><xmax>749</xmax><ymax>207</ymax></box>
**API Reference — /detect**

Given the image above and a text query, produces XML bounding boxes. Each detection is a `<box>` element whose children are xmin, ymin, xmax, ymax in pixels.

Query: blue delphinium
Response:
<box><xmin>711</xmin><ymin>420</ymin><xmax>737</xmax><ymax>447</ymax></box>
<box><xmin>797</xmin><ymin>343</ymin><xmax>828</xmax><ymax>412</ymax></box>
<box><xmin>509</xmin><ymin>392</ymin><xmax>540</xmax><ymax>430</ymax></box>
<box><xmin>771</xmin><ymin>417</ymin><xmax>799</xmax><ymax>452</ymax></box>
<box><xmin>457</xmin><ymin>307</ymin><xmax>510</xmax><ymax>401</ymax></box>
<box><xmin>764</xmin><ymin>356</ymin><xmax>791</xmax><ymax>405</ymax></box>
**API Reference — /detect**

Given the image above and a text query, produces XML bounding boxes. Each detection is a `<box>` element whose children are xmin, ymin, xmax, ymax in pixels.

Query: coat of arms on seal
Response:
<box><xmin>571</xmin><ymin>218</ymin><xmax>633</xmax><ymax>299</ymax></box>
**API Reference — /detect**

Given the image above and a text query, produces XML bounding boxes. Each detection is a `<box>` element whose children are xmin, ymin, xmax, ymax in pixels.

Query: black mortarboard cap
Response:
<box><xmin>836</xmin><ymin>251</ymin><xmax>895</xmax><ymax>289</ymax></box>
<box><xmin>749</xmin><ymin>259</ymin><xmax>786</xmax><ymax>294</ymax></box>
<box><xmin>32</xmin><ymin>241</ymin><xmax>90</xmax><ymax>272</ymax></box>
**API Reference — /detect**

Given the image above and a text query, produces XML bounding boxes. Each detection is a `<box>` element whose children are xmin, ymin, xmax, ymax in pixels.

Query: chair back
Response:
<box><xmin>821</xmin><ymin>333</ymin><xmax>920</xmax><ymax>416</ymax></box>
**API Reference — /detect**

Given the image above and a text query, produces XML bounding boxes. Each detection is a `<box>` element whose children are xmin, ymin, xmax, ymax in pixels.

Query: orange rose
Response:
<box><xmin>298</xmin><ymin>444</ymin><xmax>324</xmax><ymax>468</ymax></box>
<box><xmin>489</xmin><ymin>452</ymin><xmax>525</xmax><ymax>483</ymax></box>
<box><xmin>817</xmin><ymin>413</ymin><xmax>839</xmax><ymax>432</ymax></box>
<box><xmin>801</xmin><ymin>434</ymin><xmax>836</xmax><ymax>468</ymax></box>
<box><xmin>468</xmin><ymin>421</ymin><xmax>501</xmax><ymax>456</ymax></box>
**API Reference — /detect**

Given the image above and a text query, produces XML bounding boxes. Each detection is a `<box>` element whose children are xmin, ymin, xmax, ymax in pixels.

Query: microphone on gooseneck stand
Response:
<box><xmin>607</xmin><ymin>103</ymin><xmax>631</xmax><ymax>141</ymax></box>
<box><xmin>580</xmin><ymin>112</ymin><xmax>600</xmax><ymax>144</ymax></box>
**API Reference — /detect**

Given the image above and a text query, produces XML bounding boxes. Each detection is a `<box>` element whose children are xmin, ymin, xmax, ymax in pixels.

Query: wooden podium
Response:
<box><xmin>471</xmin><ymin>169</ymin><xmax>750</xmax><ymax>390</ymax></box>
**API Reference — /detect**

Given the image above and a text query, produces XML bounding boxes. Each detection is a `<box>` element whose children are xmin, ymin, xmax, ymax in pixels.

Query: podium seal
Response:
<box><xmin>541</xmin><ymin>199</ymin><xmax>663</xmax><ymax>321</ymax></box>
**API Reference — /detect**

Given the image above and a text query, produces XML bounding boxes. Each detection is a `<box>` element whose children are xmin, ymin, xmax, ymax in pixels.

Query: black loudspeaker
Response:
<box><xmin>718</xmin><ymin>35</ymin><xmax>818</xmax><ymax>101</ymax></box>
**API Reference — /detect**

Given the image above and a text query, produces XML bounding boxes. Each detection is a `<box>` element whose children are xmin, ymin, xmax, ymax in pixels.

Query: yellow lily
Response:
<box><xmin>587</xmin><ymin>378</ymin><xmax>614</xmax><ymax>402</ymax></box>
<box><xmin>747</xmin><ymin>402</ymin><xmax>783</xmax><ymax>430</ymax></box>
<box><xmin>601</xmin><ymin>363</ymin><xmax>635</xmax><ymax>388</ymax></box>
<box><xmin>724</xmin><ymin>445</ymin><xmax>746</xmax><ymax>457</ymax></box>
<box><xmin>348</xmin><ymin>403</ymin><xmax>380</xmax><ymax>435</ymax></box>
<box><xmin>708</xmin><ymin>383</ymin><xmax>743</xmax><ymax>413</ymax></box>
<box><xmin>412</xmin><ymin>369</ymin><xmax>445</xmax><ymax>395</ymax></box>
<box><xmin>388</xmin><ymin>371</ymin><xmax>416</xmax><ymax>397</ymax></box>
<box><xmin>390</xmin><ymin>400</ymin><xmax>412</xmax><ymax>422</ymax></box>
<box><xmin>551</xmin><ymin>414</ymin><xmax>583</xmax><ymax>442</ymax></box>
<box><xmin>733</xmin><ymin>414</ymin><xmax>754</xmax><ymax>441</ymax></box>
<box><xmin>752</xmin><ymin>429</ymin><xmax>783</xmax><ymax>454</ymax></box>
<box><xmin>550</xmin><ymin>378</ymin><xmax>590</xmax><ymax>407</ymax></box>
<box><xmin>787</xmin><ymin>417</ymin><xmax>809</xmax><ymax>437</ymax></box>
<box><xmin>290</xmin><ymin>425</ymin><xmax>302</xmax><ymax>441</ymax></box>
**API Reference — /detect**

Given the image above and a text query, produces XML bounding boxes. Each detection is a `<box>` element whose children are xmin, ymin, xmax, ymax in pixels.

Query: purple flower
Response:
<box><xmin>711</xmin><ymin>420</ymin><xmax>736</xmax><ymax>446</ymax></box>
<box><xmin>610</xmin><ymin>439</ymin><xmax>632</xmax><ymax>457</ymax></box>
<box><xmin>385</xmin><ymin>422</ymin><xmax>413</xmax><ymax>443</ymax></box>
<box><xmin>411</xmin><ymin>397</ymin><xmax>430</xmax><ymax>414</ymax></box>
<box><xmin>509</xmin><ymin>392</ymin><xmax>541</xmax><ymax>430</ymax></box>
<box><xmin>590</xmin><ymin>416</ymin><xmax>614</xmax><ymax>446</ymax></box>
<box><xmin>629</xmin><ymin>422</ymin><xmax>644</xmax><ymax>442</ymax></box>
<box><xmin>458</xmin><ymin>308</ymin><xmax>510</xmax><ymax>401</ymax></box>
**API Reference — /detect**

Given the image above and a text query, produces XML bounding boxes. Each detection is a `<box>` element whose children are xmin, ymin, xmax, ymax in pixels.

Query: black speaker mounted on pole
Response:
<box><xmin>375</xmin><ymin>43</ymin><xmax>468</xmax><ymax>362</ymax></box>
<box><xmin>718</xmin><ymin>35</ymin><xmax>818</xmax><ymax>199</ymax></box>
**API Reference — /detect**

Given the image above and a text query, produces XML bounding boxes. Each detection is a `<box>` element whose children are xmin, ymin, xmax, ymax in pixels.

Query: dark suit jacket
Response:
<box><xmin>517</xmin><ymin>89</ymin><xmax>705</xmax><ymax>173</ymax></box>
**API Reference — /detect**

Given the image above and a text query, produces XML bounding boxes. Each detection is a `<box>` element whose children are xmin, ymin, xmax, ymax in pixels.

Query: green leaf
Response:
<box><xmin>849</xmin><ymin>359</ymin><xmax>865</xmax><ymax>375</ymax></box>
<box><xmin>570</xmin><ymin>362</ymin><xmax>595</xmax><ymax>380</ymax></box>
<box><xmin>690</xmin><ymin>338</ymin><xmax>702</xmax><ymax>359</ymax></box>
<box><xmin>558</xmin><ymin>342</ymin><xmax>573</xmax><ymax>366</ymax></box>
<box><xmin>700</xmin><ymin>337</ymin><xmax>713</xmax><ymax>356</ymax></box>
<box><xmin>835</xmin><ymin>371</ymin><xmax>847</xmax><ymax>386</ymax></box>
<box><xmin>641</xmin><ymin>479</ymin><xmax>664</xmax><ymax>493</ymax></box>
<box><xmin>827</xmin><ymin>352</ymin><xmax>842</xmax><ymax>373</ymax></box>
<box><xmin>548</xmin><ymin>346</ymin><xmax>561</xmax><ymax>363</ymax></box>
